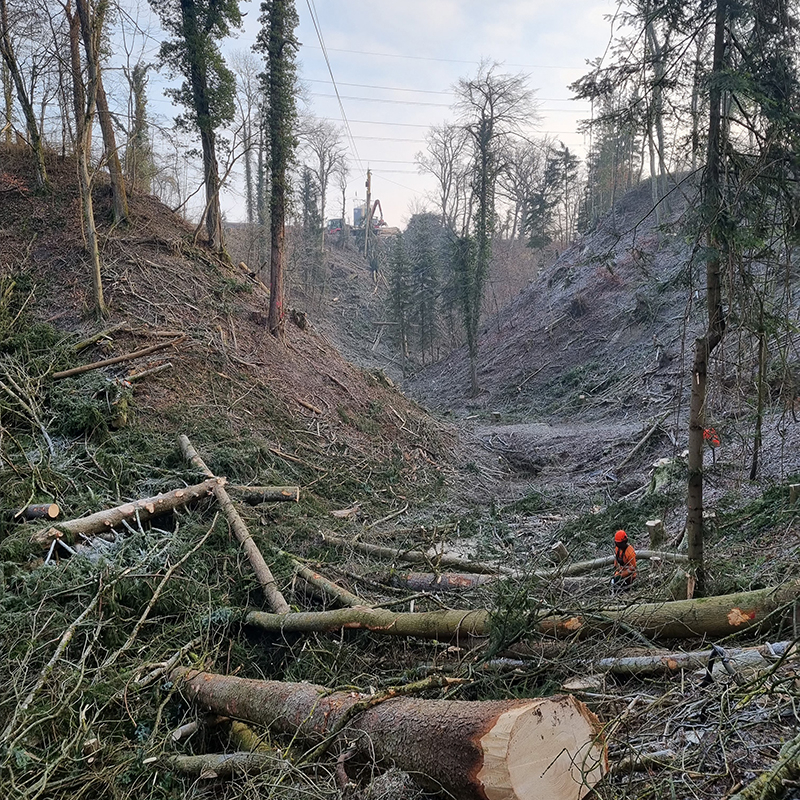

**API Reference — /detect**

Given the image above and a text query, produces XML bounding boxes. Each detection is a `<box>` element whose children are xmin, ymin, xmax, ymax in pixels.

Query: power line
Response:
<box><xmin>305</xmin><ymin>78</ymin><xmax>585</xmax><ymax>103</ymax></box>
<box><xmin>302</xmin><ymin>44</ymin><xmax>586</xmax><ymax>70</ymax></box>
<box><xmin>311</xmin><ymin>92</ymin><xmax>590</xmax><ymax>113</ymax></box>
<box><xmin>304</xmin><ymin>0</ymin><xmax>363</xmax><ymax>170</ymax></box>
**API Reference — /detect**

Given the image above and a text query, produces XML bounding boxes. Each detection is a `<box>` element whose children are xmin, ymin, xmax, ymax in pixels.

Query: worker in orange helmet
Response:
<box><xmin>612</xmin><ymin>529</ymin><xmax>637</xmax><ymax>590</ymax></box>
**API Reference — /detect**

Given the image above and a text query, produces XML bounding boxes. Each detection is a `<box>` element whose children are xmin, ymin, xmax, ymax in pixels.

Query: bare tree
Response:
<box><xmin>300</xmin><ymin>118</ymin><xmax>346</xmax><ymax>252</ymax></box>
<box><xmin>0</xmin><ymin>0</ymin><xmax>49</xmax><ymax>190</ymax></box>
<box><xmin>416</xmin><ymin>122</ymin><xmax>469</xmax><ymax>233</ymax></box>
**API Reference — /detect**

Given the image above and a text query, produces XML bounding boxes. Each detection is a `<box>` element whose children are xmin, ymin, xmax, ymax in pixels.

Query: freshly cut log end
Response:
<box><xmin>477</xmin><ymin>695</ymin><xmax>606</xmax><ymax>800</ymax></box>
<box><xmin>173</xmin><ymin>669</ymin><xmax>607</xmax><ymax>800</ymax></box>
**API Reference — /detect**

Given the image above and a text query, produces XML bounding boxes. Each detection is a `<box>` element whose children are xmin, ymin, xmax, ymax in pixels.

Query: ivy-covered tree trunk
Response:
<box><xmin>687</xmin><ymin>0</ymin><xmax>728</xmax><ymax>594</ymax></box>
<box><xmin>258</xmin><ymin>0</ymin><xmax>298</xmax><ymax>339</ymax></box>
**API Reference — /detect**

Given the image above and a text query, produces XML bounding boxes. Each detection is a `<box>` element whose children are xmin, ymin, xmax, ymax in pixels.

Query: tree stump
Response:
<box><xmin>646</xmin><ymin>519</ymin><xmax>665</xmax><ymax>549</ymax></box>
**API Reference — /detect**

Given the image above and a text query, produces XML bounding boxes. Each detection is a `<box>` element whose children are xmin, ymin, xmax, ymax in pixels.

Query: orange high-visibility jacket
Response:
<box><xmin>614</xmin><ymin>544</ymin><xmax>637</xmax><ymax>580</ymax></box>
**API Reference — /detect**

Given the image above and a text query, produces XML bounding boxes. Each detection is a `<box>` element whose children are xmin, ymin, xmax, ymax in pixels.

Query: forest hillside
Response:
<box><xmin>1</xmin><ymin>148</ymin><xmax>800</xmax><ymax>800</ymax></box>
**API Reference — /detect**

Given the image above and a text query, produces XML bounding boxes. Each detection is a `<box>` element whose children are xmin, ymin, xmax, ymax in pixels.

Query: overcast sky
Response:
<box><xmin>139</xmin><ymin>0</ymin><xmax>618</xmax><ymax>226</ymax></box>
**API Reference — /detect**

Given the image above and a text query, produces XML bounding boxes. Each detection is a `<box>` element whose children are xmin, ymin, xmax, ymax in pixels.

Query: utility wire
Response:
<box><xmin>304</xmin><ymin>0</ymin><xmax>363</xmax><ymax>170</ymax></box>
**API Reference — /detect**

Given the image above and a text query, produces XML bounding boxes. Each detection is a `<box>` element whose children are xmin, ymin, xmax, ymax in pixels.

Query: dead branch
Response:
<box><xmin>161</xmin><ymin>751</ymin><xmax>281</xmax><ymax>779</ymax></box>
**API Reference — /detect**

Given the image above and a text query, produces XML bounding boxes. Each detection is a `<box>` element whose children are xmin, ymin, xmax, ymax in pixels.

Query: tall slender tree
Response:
<box><xmin>454</xmin><ymin>61</ymin><xmax>534</xmax><ymax>394</ymax></box>
<box><xmin>151</xmin><ymin>0</ymin><xmax>241</xmax><ymax>254</ymax></box>
<box><xmin>255</xmin><ymin>0</ymin><xmax>298</xmax><ymax>339</ymax></box>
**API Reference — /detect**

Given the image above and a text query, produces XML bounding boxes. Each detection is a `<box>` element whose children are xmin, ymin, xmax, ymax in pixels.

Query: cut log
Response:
<box><xmin>243</xmin><ymin>580</ymin><xmax>800</xmax><ymax>642</ymax></box>
<box><xmin>178</xmin><ymin>435</ymin><xmax>290</xmax><ymax>615</ymax></box>
<box><xmin>173</xmin><ymin>668</ymin><xmax>607</xmax><ymax>800</ymax></box>
<box><xmin>31</xmin><ymin>479</ymin><xmax>220</xmax><ymax>548</ymax></box>
<box><xmin>245</xmin><ymin>606</ymin><xmax>490</xmax><ymax>641</ymax></box>
<box><xmin>597</xmin><ymin>641</ymin><xmax>794</xmax><ymax>677</ymax></box>
<box><xmin>386</xmin><ymin>571</ymin><xmax>497</xmax><ymax>592</ymax></box>
<box><xmin>10</xmin><ymin>503</ymin><xmax>60</xmax><ymax>521</ymax></box>
<box><xmin>229</xmin><ymin>485</ymin><xmax>300</xmax><ymax>504</ymax></box>
<box><xmin>52</xmin><ymin>338</ymin><xmax>184</xmax><ymax>380</ymax></box>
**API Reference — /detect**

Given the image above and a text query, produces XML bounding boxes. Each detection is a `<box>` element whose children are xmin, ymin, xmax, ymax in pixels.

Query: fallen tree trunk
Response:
<box><xmin>52</xmin><ymin>337</ymin><xmax>184</xmax><ymax>380</ymax></box>
<box><xmin>173</xmin><ymin>668</ymin><xmax>607</xmax><ymax>800</ymax></box>
<box><xmin>323</xmin><ymin>534</ymin><xmax>687</xmax><ymax>580</ymax></box>
<box><xmin>243</xmin><ymin>580</ymin><xmax>800</xmax><ymax>642</ymax></box>
<box><xmin>229</xmin><ymin>485</ymin><xmax>300</xmax><ymax>504</ymax></box>
<box><xmin>31</xmin><ymin>479</ymin><xmax>220</xmax><ymax>548</ymax></box>
<box><xmin>322</xmin><ymin>533</ymin><xmax>514</xmax><ymax>575</ymax></box>
<box><xmin>178</xmin><ymin>435</ymin><xmax>290</xmax><ymax>615</ymax></box>
<box><xmin>729</xmin><ymin>728</ymin><xmax>800</xmax><ymax>800</ymax></box>
<box><xmin>245</xmin><ymin>606</ymin><xmax>490</xmax><ymax>641</ymax></box>
<box><xmin>386</xmin><ymin>571</ymin><xmax>497</xmax><ymax>592</ymax></box>
<box><xmin>597</xmin><ymin>641</ymin><xmax>794</xmax><ymax>677</ymax></box>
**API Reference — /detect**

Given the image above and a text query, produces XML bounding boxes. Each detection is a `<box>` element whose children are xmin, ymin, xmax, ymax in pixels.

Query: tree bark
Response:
<box><xmin>173</xmin><ymin>668</ymin><xmax>607</xmax><ymax>800</ymax></box>
<box><xmin>243</xmin><ymin>580</ymin><xmax>800</xmax><ymax>642</ymax></box>
<box><xmin>31</xmin><ymin>478</ymin><xmax>220</xmax><ymax>547</ymax></box>
<box><xmin>686</xmin><ymin>0</ymin><xmax>728</xmax><ymax>594</ymax></box>
<box><xmin>178</xmin><ymin>434</ymin><xmax>290</xmax><ymax>614</ymax></box>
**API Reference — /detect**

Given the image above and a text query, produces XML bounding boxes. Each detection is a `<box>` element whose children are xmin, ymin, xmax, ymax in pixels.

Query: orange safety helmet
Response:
<box><xmin>614</xmin><ymin>530</ymin><xmax>627</xmax><ymax>544</ymax></box>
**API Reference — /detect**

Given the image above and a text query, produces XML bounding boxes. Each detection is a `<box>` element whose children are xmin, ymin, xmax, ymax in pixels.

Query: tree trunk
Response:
<box><xmin>2</xmin><ymin>60</ymin><xmax>12</xmax><ymax>145</ymax></box>
<box><xmin>72</xmin><ymin>0</ymin><xmax>107</xmax><ymax>316</ymax></box>
<box><xmin>173</xmin><ymin>668</ymin><xmax>607</xmax><ymax>800</ymax></box>
<box><xmin>0</xmin><ymin>0</ymin><xmax>49</xmax><ymax>191</ymax></box>
<box><xmin>95</xmin><ymin>68</ymin><xmax>128</xmax><ymax>224</ymax></box>
<box><xmin>31</xmin><ymin>478</ymin><xmax>220</xmax><ymax>547</ymax></box>
<box><xmin>178</xmin><ymin>434</ymin><xmax>290</xmax><ymax>614</ymax></box>
<box><xmin>686</xmin><ymin>0</ymin><xmax>728</xmax><ymax>595</ymax></box>
<box><xmin>323</xmin><ymin>534</ymin><xmax>687</xmax><ymax>579</ymax></box>
<box><xmin>200</xmin><ymin>127</ymin><xmax>223</xmax><ymax>252</ymax></box>
<box><xmin>243</xmin><ymin>580</ymin><xmax>800</xmax><ymax>642</ymax></box>
<box><xmin>597</xmin><ymin>641</ymin><xmax>793</xmax><ymax>676</ymax></box>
